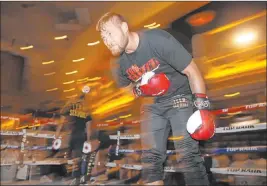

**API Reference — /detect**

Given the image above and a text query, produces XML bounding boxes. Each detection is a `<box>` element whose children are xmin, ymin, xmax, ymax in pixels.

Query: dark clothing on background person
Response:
<box><xmin>68</xmin><ymin>115</ymin><xmax>92</xmax><ymax>178</ymax></box>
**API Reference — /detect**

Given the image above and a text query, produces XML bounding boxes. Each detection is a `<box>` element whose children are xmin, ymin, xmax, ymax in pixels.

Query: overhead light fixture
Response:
<box><xmin>87</xmin><ymin>41</ymin><xmax>100</xmax><ymax>46</ymax></box>
<box><xmin>63</xmin><ymin>80</ymin><xmax>75</xmax><ymax>85</ymax></box>
<box><xmin>186</xmin><ymin>11</ymin><xmax>216</xmax><ymax>27</ymax></box>
<box><xmin>42</xmin><ymin>60</ymin><xmax>54</xmax><ymax>65</ymax></box>
<box><xmin>77</xmin><ymin>77</ymin><xmax>89</xmax><ymax>82</ymax></box>
<box><xmin>88</xmin><ymin>77</ymin><xmax>102</xmax><ymax>81</ymax></box>
<box><xmin>72</xmin><ymin>58</ymin><xmax>85</xmax><ymax>62</ymax></box>
<box><xmin>144</xmin><ymin>22</ymin><xmax>157</xmax><ymax>28</ymax></box>
<box><xmin>148</xmin><ymin>24</ymin><xmax>161</xmax><ymax>29</ymax></box>
<box><xmin>54</xmin><ymin>35</ymin><xmax>68</xmax><ymax>40</ymax></box>
<box><xmin>46</xmin><ymin>88</ymin><xmax>58</xmax><ymax>92</ymax></box>
<box><xmin>44</xmin><ymin>72</ymin><xmax>56</xmax><ymax>76</ymax></box>
<box><xmin>63</xmin><ymin>88</ymin><xmax>75</xmax><ymax>92</ymax></box>
<box><xmin>66</xmin><ymin>94</ymin><xmax>78</xmax><ymax>99</ymax></box>
<box><xmin>65</xmin><ymin>70</ymin><xmax>78</xmax><ymax>75</ymax></box>
<box><xmin>119</xmin><ymin>114</ymin><xmax>132</xmax><ymax>119</ymax></box>
<box><xmin>234</xmin><ymin>31</ymin><xmax>256</xmax><ymax>45</ymax></box>
<box><xmin>76</xmin><ymin>80</ymin><xmax>89</xmax><ymax>84</ymax></box>
<box><xmin>20</xmin><ymin>45</ymin><xmax>33</xmax><ymax>50</ymax></box>
<box><xmin>105</xmin><ymin>118</ymin><xmax>118</xmax><ymax>122</ymax></box>
<box><xmin>224</xmin><ymin>92</ymin><xmax>240</xmax><ymax>98</ymax></box>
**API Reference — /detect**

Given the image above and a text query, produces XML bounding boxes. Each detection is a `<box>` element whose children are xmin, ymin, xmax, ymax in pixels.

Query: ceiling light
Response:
<box><xmin>119</xmin><ymin>114</ymin><xmax>132</xmax><ymax>119</ymax></box>
<box><xmin>234</xmin><ymin>31</ymin><xmax>256</xmax><ymax>45</ymax></box>
<box><xmin>66</xmin><ymin>94</ymin><xmax>78</xmax><ymax>98</ymax></box>
<box><xmin>224</xmin><ymin>92</ymin><xmax>240</xmax><ymax>98</ymax></box>
<box><xmin>87</xmin><ymin>41</ymin><xmax>100</xmax><ymax>46</ymax></box>
<box><xmin>65</xmin><ymin>70</ymin><xmax>78</xmax><ymax>75</ymax></box>
<box><xmin>42</xmin><ymin>60</ymin><xmax>54</xmax><ymax>65</ymax></box>
<box><xmin>72</xmin><ymin>58</ymin><xmax>85</xmax><ymax>62</ymax></box>
<box><xmin>186</xmin><ymin>11</ymin><xmax>216</xmax><ymax>27</ymax></box>
<box><xmin>66</xmin><ymin>94</ymin><xmax>78</xmax><ymax>99</ymax></box>
<box><xmin>63</xmin><ymin>88</ymin><xmax>75</xmax><ymax>92</ymax></box>
<box><xmin>44</xmin><ymin>72</ymin><xmax>56</xmax><ymax>76</ymax></box>
<box><xmin>54</xmin><ymin>35</ymin><xmax>68</xmax><ymax>40</ymax></box>
<box><xmin>20</xmin><ymin>45</ymin><xmax>33</xmax><ymax>50</ymax></box>
<box><xmin>63</xmin><ymin>80</ymin><xmax>75</xmax><ymax>85</ymax></box>
<box><xmin>105</xmin><ymin>118</ymin><xmax>118</xmax><ymax>122</ymax></box>
<box><xmin>46</xmin><ymin>88</ymin><xmax>58</xmax><ymax>92</ymax></box>
<box><xmin>144</xmin><ymin>22</ymin><xmax>156</xmax><ymax>28</ymax></box>
<box><xmin>76</xmin><ymin>80</ymin><xmax>89</xmax><ymax>84</ymax></box>
<box><xmin>88</xmin><ymin>77</ymin><xmax>101</xmax><ymax>81</ymax></box>
<box><xmin>77</xmin><ymin>77</ymin><xmax>89</xmax><ymax>82</ymax></box>
<box><xmin>148</xmin><ymin>24</ymin><xmax>161</xmax><ymax>29</ymax></box>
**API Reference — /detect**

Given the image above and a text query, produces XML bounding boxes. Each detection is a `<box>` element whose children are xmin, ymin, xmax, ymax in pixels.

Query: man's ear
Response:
<box><xmin>121</xmin><ymin>22</ymin><xmax>129</xmax><ymax>33</ymax></box>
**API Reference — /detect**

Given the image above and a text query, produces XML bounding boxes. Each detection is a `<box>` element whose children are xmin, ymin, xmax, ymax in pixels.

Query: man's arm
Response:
<box><xmin>182</xmin><ymin>60</ymin><xmax>206</xmax><ymax>94</ymax></box>
<box><xmin>121</xmin><ymin>83</ymin><xmax>136</xmax><ymax>97</ymax></box>
<box><xmin>86</xmin><ymin>120</ymin><xmax>92</xmax><ymax>141</ymax></box>
<box><xmin>55</xmin><ymin>116</ymin><xmax>65</xmax><ymax>138</ymax></box>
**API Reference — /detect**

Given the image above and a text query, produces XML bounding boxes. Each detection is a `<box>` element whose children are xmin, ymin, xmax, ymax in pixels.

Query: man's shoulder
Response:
<box><xmin>141</xmin><ymin>28</ymin><xmax>172</xmax><ymax>40</ymax></box>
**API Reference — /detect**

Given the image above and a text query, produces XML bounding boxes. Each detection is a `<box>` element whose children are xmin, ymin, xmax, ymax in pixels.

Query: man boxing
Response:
<box><xmin>96</xmin><ymin>12</ymin><xmax>215</xmax><ymax>185</ymax></box>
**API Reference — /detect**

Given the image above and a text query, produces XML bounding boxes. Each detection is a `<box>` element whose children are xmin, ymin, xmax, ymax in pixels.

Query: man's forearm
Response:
<box><xmin>55</xmin><ymin>123</ymin><xmax>64</xmax><ymax>138</ymax></box>
<box><xmin>187</xmin><ymin>71</ymin><xmax>206</xmax><ymax>94</ymax></box>
<box><xmin>121</xmin><ymin>83</ymin><xmax>136</xmax><ymax>97</ymax></box>
<box><xmin>86</xmin><ymin>121</ymin><xmax>92</xmax><ymax>141</ymax></box>
<box><xmin>183</xmin><ymin>60</ymin><xmax>206</xmax><ymax>94</ymax></box>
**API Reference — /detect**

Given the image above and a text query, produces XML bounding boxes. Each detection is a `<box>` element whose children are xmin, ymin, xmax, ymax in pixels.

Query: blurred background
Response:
<box><xmin>1</xmin><ymin>1</ymin><xmax>266</xmax><ymax>185</ymax></box>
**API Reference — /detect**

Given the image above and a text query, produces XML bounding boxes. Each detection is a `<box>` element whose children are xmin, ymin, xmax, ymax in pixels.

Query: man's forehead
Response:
<box><xmin>100</xmin><ymin>21</ymin><xmax>117</xmax><ymax>31</ymax></box>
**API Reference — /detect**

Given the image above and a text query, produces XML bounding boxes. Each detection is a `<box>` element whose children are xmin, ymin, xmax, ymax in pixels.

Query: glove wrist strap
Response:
<box><xmin>193</xmin><ymin>93</ymin><xmax>211</xmax><ymax>110</ymax></box>
<box><xmin>133</xmin><ymin>85</ymin><xmax>143</xmax><ymax>98</ymax></box>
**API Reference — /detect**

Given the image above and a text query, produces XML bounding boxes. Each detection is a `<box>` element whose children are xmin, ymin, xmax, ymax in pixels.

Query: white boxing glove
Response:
<box><xmin>52</xmin><ymin>138</ymin><xmax>62</xmax><ymax>150</ymax></box>
<box><xmin>82</xmin><ymin>141</ymin><xmax>92</xmax><ymax>154</ymax></box>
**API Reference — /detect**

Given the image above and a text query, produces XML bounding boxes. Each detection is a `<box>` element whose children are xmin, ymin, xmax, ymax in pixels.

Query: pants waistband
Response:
<box><xmin>155</xmin><ymin>93</ymin><xmax>192</xmax><ymax>103</ymax></box>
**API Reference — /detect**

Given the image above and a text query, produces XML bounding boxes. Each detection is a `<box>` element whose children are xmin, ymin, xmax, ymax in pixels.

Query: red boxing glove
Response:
<box><xmin>187</xmin><ymin>94</ymin><xmax>215</xmax><ymax>140</ymax></box>
<box><xmin>133</xmin><ymin>71</ymin><xmax>170</xmax><ymax>97</ymax></box>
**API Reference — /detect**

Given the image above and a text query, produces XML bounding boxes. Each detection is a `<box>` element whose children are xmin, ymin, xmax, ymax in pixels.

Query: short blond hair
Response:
<box><xmin>96</xmin><ymin>12</ymin><xmax>127</xmax><ymax>32</ymax></box>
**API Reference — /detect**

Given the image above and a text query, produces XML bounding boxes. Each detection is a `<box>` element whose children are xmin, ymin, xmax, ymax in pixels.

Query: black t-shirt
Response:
<box><xmin>71</xmin><ymin>115</ymin><xmax>92</xmax><ymax>135</ymax></box>
<box><xmin>112</xmin><ymin>29</ymin><xmax>192</xmax><ymax>102</ymax></box>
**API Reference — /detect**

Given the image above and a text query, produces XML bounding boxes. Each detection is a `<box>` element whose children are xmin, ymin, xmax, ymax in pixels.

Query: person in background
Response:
<box><xmin>54</xmin><ymin>93</ymin><xmax>97</xmax><ymax>185</ymax></box>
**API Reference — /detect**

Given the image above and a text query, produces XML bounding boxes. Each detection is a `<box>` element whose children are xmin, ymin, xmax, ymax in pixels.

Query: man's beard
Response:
<box><xmin>110</xmin><ymin>44</ymin><xmax>125</xmax><ymax>57</ymax></box>
<box><xmin>111</xmin><ymin>48</ymin><xmax>123</xmax><ymax>56</ymax></box>
<box><xmin>111</xmin><ymin>38</ymin><xmax>128</xmax><ymax>57</ymax></box>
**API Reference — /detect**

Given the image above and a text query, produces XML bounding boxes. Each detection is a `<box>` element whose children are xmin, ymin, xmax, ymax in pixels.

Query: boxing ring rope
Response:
<box><xmin>107</xmin><ymin>145</ymin><xmax>267</xmax><ymax>155</ymax></box>
<box><xmin>104</xmin><ymin>102</ymin><xmax>267</xmax><ymax>177</ymax></box>
<box><xmin>105</xmin><ymin>163</ymin><xmax>267</xmax><ymax>176</ymax></box>
<box><xmin>212</xmin><ymin>102</ymin><xmax>266</xmax><ymax>115</ymax></box>
<box><xmin>0</xmin><ymin>129</ymin><xmax>73</xmax><ymax>167</ymax></box>
<box><xmin>95</xmin><ymin>102</ymin><xmax>266</xmax><ymax>129</ymax></box>
<box><xmin>0</xmin><ymin>130</ymin><xmax>68</xmax><ymax>139</ymax></box>
<box><xmin>109</xmin><ymin>122</ymin><xmax>266</xmax><ymax>140</ymax></box>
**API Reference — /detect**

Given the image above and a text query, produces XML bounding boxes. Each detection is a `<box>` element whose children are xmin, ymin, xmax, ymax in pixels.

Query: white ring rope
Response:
<box><xmin>105</xmin><ymin>162</ymin><xmax>267</xmax><ymax>176</ymax></box>
<box><xmin>108</xmin><ymin>123</ymin><xmax>266</xmax><ymax>140</ymax></box>
<box><xmin>0</xmin><ymin>130</ymin><xmax>65</xmax><ymax>139</ymax></box>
